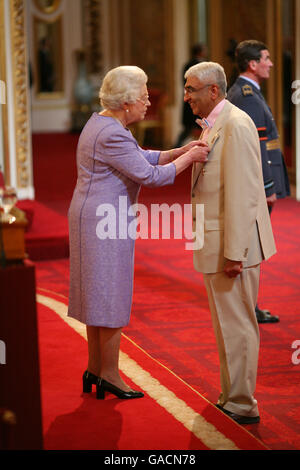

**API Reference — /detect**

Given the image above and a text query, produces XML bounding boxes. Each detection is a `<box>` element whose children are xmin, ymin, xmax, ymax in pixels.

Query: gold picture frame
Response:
<box><xmin>34</xmin><ymin>0</ymin><xmax>61</xmax><ymax>14</ymax></box>
<box><xmin>33</xmin><ymin>15</ymin><xmax>64</xmax><ymax>98</ymax></box>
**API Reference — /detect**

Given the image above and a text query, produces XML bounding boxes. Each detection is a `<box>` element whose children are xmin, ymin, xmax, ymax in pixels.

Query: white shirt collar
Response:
<box><xmin>239</xmin><ymin>75</ymin><xmax>260</xmax><ymax>90</ymax></box>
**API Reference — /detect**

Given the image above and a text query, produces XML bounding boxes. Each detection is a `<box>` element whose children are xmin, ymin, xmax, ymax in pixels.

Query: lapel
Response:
<box><xmin>251</xmin><ymin>83</ymin><xmax>266</xmax><ymax>104</ymax></box>
<box><xmin>192</xmin><ymin>100</ymin><xmax>232</xmax><ymax>189</ymax></box>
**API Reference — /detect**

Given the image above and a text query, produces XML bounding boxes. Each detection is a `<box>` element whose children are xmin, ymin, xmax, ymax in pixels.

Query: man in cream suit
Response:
<box><xmin>184</xmin><ymin>62</ymin><xmax>276</xmax><ymax>424</ymax></box>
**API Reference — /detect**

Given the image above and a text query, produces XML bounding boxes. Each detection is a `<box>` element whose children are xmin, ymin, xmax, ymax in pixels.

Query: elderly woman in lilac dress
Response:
<box><xmin>68</xmin><ymin>65</ymin><xmax>209</xmax><ymax>400</ymax></box>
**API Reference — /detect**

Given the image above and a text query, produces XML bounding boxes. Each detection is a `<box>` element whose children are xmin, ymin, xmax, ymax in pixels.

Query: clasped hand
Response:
<box><xmin>184</xmin><ymin>140</ymin><xmax>209</xmax><ymax>163</ymax></box>
<box><xmin>224</xmin><ymin>260</ymin><xmax>243</xmax><ymax>278</ymax></box>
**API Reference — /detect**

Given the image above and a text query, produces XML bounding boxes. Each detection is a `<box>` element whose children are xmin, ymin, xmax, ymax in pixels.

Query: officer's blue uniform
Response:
<box><xmin>227</xmin><ymin>77</ymin><xmax>290</xmax><ymax>199</ymax></box>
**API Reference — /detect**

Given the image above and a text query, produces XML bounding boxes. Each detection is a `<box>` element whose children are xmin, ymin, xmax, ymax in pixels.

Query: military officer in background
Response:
<box><xmin>227</xmin><ymin>39</ymin><xmax>290</xmax><ymax>324</ymax></box>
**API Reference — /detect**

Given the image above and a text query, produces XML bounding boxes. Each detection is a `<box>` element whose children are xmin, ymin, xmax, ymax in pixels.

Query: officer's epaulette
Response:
<box><xmin>242</xmin><ymin>84</ymin><xmax>253</xmax><ymax>96</ymax></box>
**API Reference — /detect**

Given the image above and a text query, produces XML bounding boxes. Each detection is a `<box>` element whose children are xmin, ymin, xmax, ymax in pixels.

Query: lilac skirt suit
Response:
<box><xmin>68</xmin><ymin>113</ymin><xmax>176</xmax><ymax>327</ymax></box>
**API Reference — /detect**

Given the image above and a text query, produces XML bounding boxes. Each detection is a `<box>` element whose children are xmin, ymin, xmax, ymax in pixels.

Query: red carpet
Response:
<box><xmin>34</xmin><ymin>196</ymin><xmax>300</xmax><ymax>450</ymax></box>
<box><xmin>17</xmin><ymin>199</ymin><xmax>69</xmax><ymax>260</ymax></box>
<box><xmin>32</xmin><ymin>133</ymin><xmax>78</xmax><ymax>210</ymax></box>
<box><xmin>30</xmin><ymin>133</ymin><xmax>300</xmax><ymax>450</ymax></box>
<box><xmin>15</xmin><ymin>133</ymin><xmax>79</xmax><ymax>260</ymax></box>
<box><xmin>36</xmin><ymin>288</ymin><xmax>267</xmax><ymax>450</ymax></box>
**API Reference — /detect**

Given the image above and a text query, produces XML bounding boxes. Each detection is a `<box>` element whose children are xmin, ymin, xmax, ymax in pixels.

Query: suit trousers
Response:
<box><xmin>203</xmin><ymin>264</ymin><xmax>260</xmax><ymax>417</ymax></box>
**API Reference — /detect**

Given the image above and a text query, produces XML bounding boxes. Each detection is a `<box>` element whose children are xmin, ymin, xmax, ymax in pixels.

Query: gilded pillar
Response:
<box><xmin>0</xmin><ymin>0</ymin><xmax>33</xmax><ymax>197</ymax></box>
<box><xmin>9</xmin><ymin>0</ymin><xmax>33</xmax><ymax>194</ymax></box>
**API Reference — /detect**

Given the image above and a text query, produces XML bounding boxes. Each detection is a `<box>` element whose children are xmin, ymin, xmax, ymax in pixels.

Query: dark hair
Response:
<box><xmin>191</xmin><ymin>43</ymin><xmax>204</xmax><ymax>57</ymax></box>
<box><xmin>235</xmin><ymin>40</ymin><xmax>268</xmax><ymax>72</ymax></box>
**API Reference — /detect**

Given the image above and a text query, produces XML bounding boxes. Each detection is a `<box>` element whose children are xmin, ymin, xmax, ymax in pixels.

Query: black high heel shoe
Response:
<box><xmin>82</xmin><ymin>370</ymin><xmax>99</xmax><ymax>393</ymax></box>
<box><xmin>96</xmin><ymin>378</ymin><xmax>144</xmax><ymax>400</ymax></box>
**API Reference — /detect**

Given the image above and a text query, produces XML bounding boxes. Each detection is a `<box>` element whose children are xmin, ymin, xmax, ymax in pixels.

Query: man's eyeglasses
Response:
<box><xmin>184</xmin><ymin>84</ymin><xmax>213</xmax><ymax>95</ymax></box>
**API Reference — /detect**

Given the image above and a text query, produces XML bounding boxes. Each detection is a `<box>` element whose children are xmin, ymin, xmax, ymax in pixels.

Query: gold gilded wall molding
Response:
<box><xmin>0</xmin><ymin>0</ymin><xmax>11</xmax><ymax>184</ymax></box>
<box><xmin>9</xmin><ymin>0</ymin><xmax>31</xmax><ymax>188</ymax></box>
<box><xmin>83</xmin><ymin>0</ymin><xmax>103</xmax><ymax>75</ymax></box>
<box><xmin>207</xmin><ymin>0</ymin><xmax>223</xmax><ymax>63</ymax></box>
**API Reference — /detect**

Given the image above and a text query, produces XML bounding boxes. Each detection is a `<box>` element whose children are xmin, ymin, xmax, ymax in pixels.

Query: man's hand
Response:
<box><xmin>224</xmin><ymin>260</ymin><xmax>243</xmax><ymax>278</ymax></box>
<box><xmin>266</xmin><ymin>192</ymin><xmax>277</xmax><ymax>207</ymax></box>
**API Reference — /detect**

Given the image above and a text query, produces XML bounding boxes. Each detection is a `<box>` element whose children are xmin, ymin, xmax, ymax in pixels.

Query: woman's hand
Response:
<box><xmin>168</xmin><ymin>141</ymin><xmax>209</xmax><ymax>176</ymax></box>
<box><xmin>159</xmin><ymin>141</ymin><xmax>208</xmax><ymax>165</ymax></box>
<box><xmin>180</xmin><ymin>140</ymin><xmax>206</xmax><ymax>154</ymax></box>
<box><xmin>186</xmin><ymin>142</ymin><xmax>209</xmax><ymax>163</ymax></box>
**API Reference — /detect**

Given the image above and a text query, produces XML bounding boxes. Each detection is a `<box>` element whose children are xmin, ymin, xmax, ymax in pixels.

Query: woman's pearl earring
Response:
<box><xmin>126</xmin><ymin>109</ymin><xmax>129</xmax><ymax>113</ymax></box>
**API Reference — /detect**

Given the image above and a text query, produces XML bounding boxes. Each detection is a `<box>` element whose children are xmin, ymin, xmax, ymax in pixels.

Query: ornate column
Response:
<box><xmin>0</xmin><ymin>0</ymin><xmax>10</xmax><ymax>183</ymax></box>
<box><xmin>1</xmin><ymin>0</ymin><xmax>33</xmax><ymax>199</ymax></box>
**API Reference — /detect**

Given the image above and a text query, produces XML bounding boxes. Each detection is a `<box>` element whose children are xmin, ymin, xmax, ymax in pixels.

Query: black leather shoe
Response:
<box><xmin>82</xmin><ymin>370</ymin><xmax>99</xmax><ymax>393</ymax></box>
<box><xmin>96</xmin><ymin>378</ymin><xmax>144</xmax><ymax>400</ymax></box>
<box><xmin>255</xmin><ymin>306</ymin><xmax>279</xmax><ymax>323</ymax></box>
<box><xmin>216</xmin><ymin>405</ymin><xmax>260</xmax><ymax>424</ymax></box>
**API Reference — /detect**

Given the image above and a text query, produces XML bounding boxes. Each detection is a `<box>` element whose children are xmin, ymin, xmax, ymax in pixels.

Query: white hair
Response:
<box><xmin>99</xmin><ymin>65</ymin><xmax>148</xmax><ymax>110</ymax></box>
<box><xmin>185</xmin><ymin>61</ymin><xmax>227</xmax><ymax>96</ymax></box>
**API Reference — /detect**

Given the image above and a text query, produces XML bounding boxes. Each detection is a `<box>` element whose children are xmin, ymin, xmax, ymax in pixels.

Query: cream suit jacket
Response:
<box><xmin>192</xmin><ymin>100</ymin><xmax>276</xmax><ymax>274</ymax></box>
